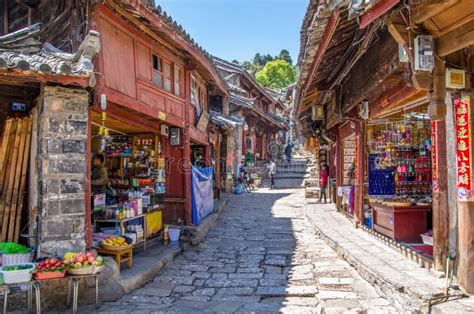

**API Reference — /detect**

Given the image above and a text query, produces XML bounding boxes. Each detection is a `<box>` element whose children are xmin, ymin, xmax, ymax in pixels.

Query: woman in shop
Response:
<box><xmin>319</xmin><ymin>163</ymin><xmax>328</xmax><ymax>203</ymax></box>
<box><xmin>91</xmin><ymin>153</ymin><xmax>109</xmax><ymax>194</ymax></box>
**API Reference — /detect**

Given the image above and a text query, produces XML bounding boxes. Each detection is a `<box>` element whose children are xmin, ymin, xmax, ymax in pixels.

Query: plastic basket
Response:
<box><xmin>1</xmin><ymin>251</ymin><xmax>33</xmax><ymax>266</ymax></box>
<box><xmin>34</xmin><ymin>270</ymin><xmax>66</xmax><ymax>281</ymax></box>
<box><xmin>1</xmin><ymin>263</ymin><xmax>34</xmax><ymax>284</ymax></box>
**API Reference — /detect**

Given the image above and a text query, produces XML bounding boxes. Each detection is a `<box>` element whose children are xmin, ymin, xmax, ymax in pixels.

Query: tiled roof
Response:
<box><xmin>0</xmin><ymin>23</ymin><xmax>99</xmax><ymax>77</ymax></box>
<box><xmin>209</xmin><ymin>110</ymin><xmax>244</xmax><ymax>129</ymax></box>
<box><xmin>229</xmin><ymin>93</ymin><xmax>255</xmax><ymax>108</ymax></box>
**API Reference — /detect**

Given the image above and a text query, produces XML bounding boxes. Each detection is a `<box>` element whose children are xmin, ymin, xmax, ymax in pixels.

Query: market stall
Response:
<box><xmin>366</xmin><ymin>117</ymin><xmax>433</xmax><ymax>247</ymax></box>
<box><xmin>90</xmin><ymin>112</ymin><xmax>166</xmax><ymax>250</ymax></box>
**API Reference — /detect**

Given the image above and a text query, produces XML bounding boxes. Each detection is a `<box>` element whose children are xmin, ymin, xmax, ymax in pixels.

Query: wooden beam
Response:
<box><xmin>411</xmin><ymin>0</ymin><xmax>459</xmax><ymax>24</ymax></box>
<box><xmin>302</xmin><ymin>8</ymin><xmax>341</xmax><ymax>98</ymax></box>
<box><xmin>388</xmin><ymin>23</ymin><xmax>409</xmax><ymax>44</ymax></box>
<box><xmin>359</xmin><ymin>0</ymin><xmax>400</xmax><ymax>29</ymax></box>
<box><xmin>437</xmin><ymin>19</ymin><xmax>474</xmax><ymax>57</ymax></box>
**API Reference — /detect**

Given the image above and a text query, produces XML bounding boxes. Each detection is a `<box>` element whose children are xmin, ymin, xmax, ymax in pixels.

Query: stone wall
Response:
<box><xmin>36</xmin><ymin>86</ymin><xmax>89</xmax><ymax>256</ymax></box>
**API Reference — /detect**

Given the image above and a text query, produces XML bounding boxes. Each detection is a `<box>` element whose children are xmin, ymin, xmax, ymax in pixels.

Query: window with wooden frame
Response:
<box><xmin>173</xmin><ymin>65</ymin><xmax>183</xmax><ymax>97</ymax></box>
<box><xmin>152</xmin><ymin>53</ymin><xmax>184</xmax><ymax>98</ymax></box>
<box><xmin>191</xmin><ymin>75</ymin><xmax>203</xmax><ymax>117</ymax></box>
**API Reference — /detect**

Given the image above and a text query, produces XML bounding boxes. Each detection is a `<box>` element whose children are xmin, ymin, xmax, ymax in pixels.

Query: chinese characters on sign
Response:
<box><xmin>354</xmin><ymin>136</ymin><xmax>359</xmax><ymax>182</ymax></box>
<box><xmin>454</xmin><ymin>96</ymin><xmax>472</xmax><ymax>200</ymax></box>
<box><xmin>431</xmin><ymin>121</ymin><xmax>439</xmax><ymax>191</ymax></box>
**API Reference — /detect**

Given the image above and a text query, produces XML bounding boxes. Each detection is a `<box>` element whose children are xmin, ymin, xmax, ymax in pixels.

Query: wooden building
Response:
<box><xmin>213</xmin><ymin>57</ymin><xmax>286</xmax><ymax>167</ymax></box>
<box><xmin>295</xmin><ymin>0</ymin><xmax>474</xmax><ymax>295</ymax></box>
<box><xmin>0</xmin><ymin>0</ymin><xmax>230</xmax><ymax>255</ymax></box>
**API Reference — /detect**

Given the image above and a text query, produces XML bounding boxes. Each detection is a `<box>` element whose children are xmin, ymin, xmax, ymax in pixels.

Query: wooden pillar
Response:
<box><xmin>183</xmin><ymin>126</ymin><xmax>192</xmax><ymax>225</ymax></box>
<box><xmin>354</xmin><ymin>121</ymin><xmax>365</xmax><ymax>226</ymax></box>
<box><xmin>336</xmin><ymin>133</ymin><xmax>343</xmax><ymax>210</ymax></box>
<box><xmin>432</xmin><ymin>119</ymin><xmax>449</xmax><ymax>271</ymax></box>
<box><xmin>430</xmin><ymin>58</ymin><xmax>449</xmax><ymax>271</ymax></box>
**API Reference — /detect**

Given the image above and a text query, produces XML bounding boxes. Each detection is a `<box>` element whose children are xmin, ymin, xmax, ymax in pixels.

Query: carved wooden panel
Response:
<box><xmin>138</xmin><ymin>84</ymin><xmax>166</xmax><ymax>112</ymax></box>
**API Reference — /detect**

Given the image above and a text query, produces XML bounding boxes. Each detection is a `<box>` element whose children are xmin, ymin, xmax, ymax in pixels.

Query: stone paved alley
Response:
<box><xmin>82</xmin><ymin>188</ymin><xmax>396</xmax><ymax>313</ymax></box>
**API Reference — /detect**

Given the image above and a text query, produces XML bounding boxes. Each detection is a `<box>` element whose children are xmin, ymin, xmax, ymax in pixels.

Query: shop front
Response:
<box><xmin>89</xmin><ymin>106</ymin><xmax>172</xmax><ymax>250</ymax></box>
<box><xmin>364</xmin><ymin>103</ymin><xmax>434</xmax><ymax>256</ymax></box>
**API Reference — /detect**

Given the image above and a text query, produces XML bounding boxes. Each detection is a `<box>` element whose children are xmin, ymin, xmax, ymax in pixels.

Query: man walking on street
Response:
<box><xmin>285</xmin><ymin>142</ymin><xmax>294</xmax><ymax>163</ymax></box>
<box><xmin>267</xmin><ymin>159</ymin><xmax>276</xmax><ymax>189</ymax></box>
<box><xmin>319</xmin><ymin>163</ymin><xmax>328</xmax><ymax>203</ymax></box>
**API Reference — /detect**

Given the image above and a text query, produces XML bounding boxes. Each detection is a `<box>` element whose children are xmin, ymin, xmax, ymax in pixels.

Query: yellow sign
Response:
<box><xmin>158</xmin><ymin>111</ymin><xmax>166</xmax><ymax>121</ymax></box>
<box><xmin>446</xmin><ymin>68</ymin><xmax>465</xmax><ymax>89</ymax></box>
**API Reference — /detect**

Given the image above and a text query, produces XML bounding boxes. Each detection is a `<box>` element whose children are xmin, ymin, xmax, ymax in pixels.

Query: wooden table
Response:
<box><xmin>95</xmin><ymin>246</ymin><xmax>133</xmax><ymax>272</ymax></box>
<box><xmin>371</xmin><ymin>202</ymin><xmax>431</xmax><ymax>242</ymax></box>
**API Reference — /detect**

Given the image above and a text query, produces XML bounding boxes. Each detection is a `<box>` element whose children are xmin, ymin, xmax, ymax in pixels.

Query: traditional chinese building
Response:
<box><xmin>295</xmin><ymin>0</ymin><xmax>474</xmax><ymax>295</ymax></box>
<box><xmin>0</xmin><ymin>0</ymin><xmax>231</xmax><ymax>256</ymax></box>
<box><xmin>213</xmin><ymin>57</ymin><xmax>286</xmax><ymax>168</ymax></box>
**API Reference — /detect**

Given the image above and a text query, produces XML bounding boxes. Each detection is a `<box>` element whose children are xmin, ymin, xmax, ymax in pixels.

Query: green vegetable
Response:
<box><xmin>0</xmin><ymin>242</ymin><xmax>29</xmax><ymax>254</ymax></box>
<box><xmin>2</xmin><ymin>264</ymin><xmax>33</xmax><ymax>271</ymax></box>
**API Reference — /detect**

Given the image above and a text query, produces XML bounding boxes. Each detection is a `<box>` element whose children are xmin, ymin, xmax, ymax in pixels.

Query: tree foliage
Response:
<box><xmin>237</xmin><ymin>49</ymin><xmax>296</xmax><ymax>89</ymax></box>
<box><xmin>255</xmin><ymin>60</ymin><xmax>295</xmax><ymax>89</ymax></box>
<box><xmin>278</xmin><ymin>49</ymin><xmax>292</xmax><ymax>65</ymax></box>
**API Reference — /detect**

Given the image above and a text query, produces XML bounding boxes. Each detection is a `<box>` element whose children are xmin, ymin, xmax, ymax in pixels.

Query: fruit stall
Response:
<box><xmin>0</xmin><ymin>242</ymin><xmax>105</xmax><ymax>313</ymax></box>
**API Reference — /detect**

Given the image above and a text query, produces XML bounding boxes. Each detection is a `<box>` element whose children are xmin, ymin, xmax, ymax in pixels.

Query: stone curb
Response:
<box><xmin>304</xmin><ymin>204</ymin><xmax>424</xmax><ymax>313</ymax></box>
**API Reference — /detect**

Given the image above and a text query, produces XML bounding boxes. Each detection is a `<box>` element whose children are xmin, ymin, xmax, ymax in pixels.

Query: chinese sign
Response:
<box><xmin>454</xmin><ymin>96</ymin><xmax>472</xmax><ymax>199</ymax></box>
<box><xmin>431</xmin><ymin>121</ymin><xmax>439</xmax><ymax>191</ymax></box>
<box><xmin>354</xmin><ymin>136</ymin><xmax>359</xmax><ymax>182</ymax></box>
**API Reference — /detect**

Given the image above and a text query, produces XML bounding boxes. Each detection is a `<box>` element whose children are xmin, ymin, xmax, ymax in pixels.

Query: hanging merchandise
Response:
<box><xmin>367</xmin><ymin>120</ymin><xmax>432</xmax><ymax>206</ymax></box>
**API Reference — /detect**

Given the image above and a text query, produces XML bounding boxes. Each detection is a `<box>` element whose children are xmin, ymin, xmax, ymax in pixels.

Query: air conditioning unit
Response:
<box><xmin>161</xmin><ymin>125</ymin><xmax>169</xmax><ymax>137</ymax></box>
<box><xmin>358</xmin><ymin>101</ymin><xmax>369</xmax><ymax>120</ymax></box>
<box><xmin>414</xmin><ymin>35</ymin><xmax>435</xmax><ymax>72</ymax></box>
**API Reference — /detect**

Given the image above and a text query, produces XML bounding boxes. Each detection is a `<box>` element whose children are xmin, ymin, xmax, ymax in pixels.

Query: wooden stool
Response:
<box><xmin>95</xmin><ymin>247</ymin><xmax>133</xmax><ymax>272</ymax></box>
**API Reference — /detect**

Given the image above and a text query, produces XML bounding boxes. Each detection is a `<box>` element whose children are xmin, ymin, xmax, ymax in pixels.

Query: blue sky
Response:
<box><xmin>157</xmin><ymin>0</ymin><xmax>308</xmax><ymax>64</ymax></box>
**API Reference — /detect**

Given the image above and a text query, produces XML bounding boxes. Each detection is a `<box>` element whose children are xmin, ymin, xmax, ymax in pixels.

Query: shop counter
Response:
<box><xmin>371</xmin><ymin>202</ymin><xmax>430</xmax><ymax>242</ymax></box>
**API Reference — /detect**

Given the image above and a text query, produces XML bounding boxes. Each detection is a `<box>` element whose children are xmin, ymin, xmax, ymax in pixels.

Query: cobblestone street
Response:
<box><xmin>83</xmin><ymin>188</ymin><xmax>396</xmax><ymax>313</ymax></box>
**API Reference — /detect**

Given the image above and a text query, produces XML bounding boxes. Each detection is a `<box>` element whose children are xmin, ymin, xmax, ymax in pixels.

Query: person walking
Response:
<box><xmin>267</xmin><ymin>159</ymin><xmax>276</xmax><ymax>189</ymax></box>
<box><xmin>319</xmin><ymin>163</ymin><xmax>328</xmax><ymax>203</ymax></box>
<box><xmin>285</xmin><ymin>142</ymin><xmax>294</xmax><ymax>163</ymax></box>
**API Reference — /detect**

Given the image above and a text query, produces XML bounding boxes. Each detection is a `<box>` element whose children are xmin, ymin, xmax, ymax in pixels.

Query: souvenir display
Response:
<box><xmin>368</xmin><ymin>122</ymin><xmax>432</xmax><ymax>206</ymax></box>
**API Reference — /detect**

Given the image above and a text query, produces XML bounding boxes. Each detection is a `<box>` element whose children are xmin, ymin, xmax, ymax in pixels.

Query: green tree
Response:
<box><xmin>242</xmin><ymin>60</ymin><xmax>260</xmax><ymax>77</ymax></box>
<box><xmin>256</xmin><ymin>60</ymin><xmax>296</xmax><ymax>89</ymax></box>
<box><xmin>261</xmin><ymin>54</ymin><xmax>274</xmax><ymax>65</ymax></box>
<box><xmin>231</xmin><ymin>59</ymin><xmax>240</xmax><ymax>64</ymax></box>
<box><xmin>278</xmin><ymin>49</ymin><xmax>292</xmax><ymax>65</ymax></box>
<box><xmin>253</xmin><ymin>53</ymin><xmax>262</xmax><ymax>66</ymax></box>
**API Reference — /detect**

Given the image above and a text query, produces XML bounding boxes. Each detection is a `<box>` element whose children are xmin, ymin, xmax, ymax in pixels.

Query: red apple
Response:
<box><xmin>87</xmin><ymin>256</ymin><xmax>95</xmax><ymax>263</ymax></box>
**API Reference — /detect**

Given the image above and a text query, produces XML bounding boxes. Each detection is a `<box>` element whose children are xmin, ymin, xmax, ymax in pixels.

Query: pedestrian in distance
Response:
<box><xmin>285</xmin><ymin>142</ymin><xmax>294</xmax><ymax>163</ymax></box>
<box><xmin>319</xmin><ymin>163</ymin><xmax>328</xmax><ymax>203</ymax></box>
<box><xmin>267</xmin><ymin>159</ymin><xmax>276</xmax><ymax>189</ymax></box>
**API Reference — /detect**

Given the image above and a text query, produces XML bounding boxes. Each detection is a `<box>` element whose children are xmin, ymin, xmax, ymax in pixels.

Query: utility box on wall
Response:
<box><xmin>169</xmin><ymin>127</ymin><xmax>181</xmax><ymax>146</ymax></box>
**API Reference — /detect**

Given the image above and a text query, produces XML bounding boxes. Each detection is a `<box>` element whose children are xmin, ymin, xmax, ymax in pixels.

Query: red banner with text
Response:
<box><xmin>431</xmin><ymin>121</ymin><xmax>439</xmax><ymax>192</ymax></box>
<box><xmin>454</xmin><ymin>96</ymin><xmax>472</xmax><ymax>199</ymax></box>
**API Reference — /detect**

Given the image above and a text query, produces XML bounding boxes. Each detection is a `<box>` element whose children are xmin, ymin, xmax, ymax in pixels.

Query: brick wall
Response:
<box><xmin>37</xmin><ymin>86</ymin><xmax>89</xmax><ymax>256</ymax></box>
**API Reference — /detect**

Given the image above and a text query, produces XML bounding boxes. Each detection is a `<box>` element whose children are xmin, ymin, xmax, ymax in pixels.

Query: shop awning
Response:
<box><xmin>209</xmin><ymin>110</ymin><xmax>244</xmax><ymax>129</ymax></box>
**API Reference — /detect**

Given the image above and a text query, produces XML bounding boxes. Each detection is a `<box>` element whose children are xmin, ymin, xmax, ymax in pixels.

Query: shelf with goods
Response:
<box><xmin>93</xmin><ymin>134</ymin><xmax>166</xmax><ymax>245</ymax></box>
<box><xmin>365</xmin><ymin>120</ymin><xmax>433</xmax><ymax>244</ymax></box>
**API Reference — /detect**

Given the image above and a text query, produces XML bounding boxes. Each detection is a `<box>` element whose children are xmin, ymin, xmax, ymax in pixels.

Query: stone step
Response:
<box><xmin>304</xmin><ymin>178</ymin><xmax>319</xmax><ymax>187</ymax></box>
<box><xmin>305</xmin><ymin>187</ymin><xmax>320</xmax><ymax>198</ymax></box>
